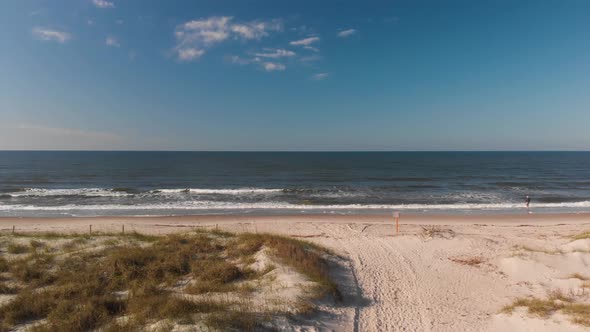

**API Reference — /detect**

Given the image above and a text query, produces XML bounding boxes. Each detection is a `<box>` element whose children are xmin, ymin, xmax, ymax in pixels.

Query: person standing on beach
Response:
<box><xmin>525</xmin><ymin>196</ymin><xmax>531</xmax><ymax>213</ymax></box>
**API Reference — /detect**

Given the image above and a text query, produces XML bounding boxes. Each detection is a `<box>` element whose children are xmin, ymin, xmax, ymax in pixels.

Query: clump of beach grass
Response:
<box><xmin>6</xmin><ymin>243</ymin><xmax>29</xmax><ymax>254</ymax></box>
<box><xmin>421</xmin><ymin>225</ymin><xmax>455</xmax><ymax>240</ymax></box>
<box><xmin>502</xmin><ymin>290</ymin><xmax>590</xmax><ymax>327</ymax></box>
<box><xmin>0</xmin><ymin>230</ymin><xmax>341</xmax><ymax>331</ymax></box>
<box><xmin>449</xmin><ymin>256</ymin><xmax>485</xmax><ymax>266</ymax></box>
<box><xmin>514</xmin><ymin>245</ymin><xmax>562</xmax><ymax>255</ymax></box>
<box><xmin>568</xmin><ymin>273</ymin><xmax>590</xmax><ymax>281</ymax></box>
<box><xmin>572</xmin><ymin>231</ymin><xmax>590</xmax><ymax>241</ymax></box>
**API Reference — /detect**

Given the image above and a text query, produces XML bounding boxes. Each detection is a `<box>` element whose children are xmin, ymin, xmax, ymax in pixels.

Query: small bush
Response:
<box><xmin>0</xmin><ymin>282</ymin><xmax>18</xmax><ymax>294</ymax></box>
<box><xmin>29</xmin><ymin>240</ymin><xmax>45</xmax><ymax>252</ymax></box>
<box><xmin>0</xmin><ymin>257</ymin><xmax>8</xmax><ymax>272</ymax></box>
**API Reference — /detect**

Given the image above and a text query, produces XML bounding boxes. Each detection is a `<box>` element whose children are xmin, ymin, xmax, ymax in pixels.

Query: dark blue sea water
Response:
<box><xmin>1</xmin><ymin>151</ymin><xmax>590</xmax><ymax>216</ymax></box>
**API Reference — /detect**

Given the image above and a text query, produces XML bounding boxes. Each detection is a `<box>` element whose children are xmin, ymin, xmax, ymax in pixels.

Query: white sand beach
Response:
<box><xmin>1</xmin><ymin>213</ymin><xmax>590</xmax><ymax>331</ymax></box>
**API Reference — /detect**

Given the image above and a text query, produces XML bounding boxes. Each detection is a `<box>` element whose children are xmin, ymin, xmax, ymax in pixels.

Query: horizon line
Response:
<box><xmin>1</xmin><ymin>150</ymin><xmax>590</xmax><ymax>153</ymax></box>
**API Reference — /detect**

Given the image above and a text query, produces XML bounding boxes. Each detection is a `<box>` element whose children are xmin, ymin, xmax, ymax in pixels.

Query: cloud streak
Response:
<box><xmin>178</xmin><ymin>48</ymin><xmax>205</xmax><ymax>61</ymax></box>
<box><xmin>253</xmin><ymin>48</ymin><xmax>295</xmax><ymax>59</ymax></box>
<box><xmin>228</xmin><ymin>55</ymin><xmax>286</xmax><ymax>72</ymax></box>
<box><xmin>337</xmin><ymin>29</ymin><xmax>357</xmax><ymax>38</ymax></box>
<box><xmin>263</xmin><ymin>62</ymin><xmax>286</xmax><ymax>71</ymax></box>
<box><xmin>32</xmin><ymin>27</ymin><xmax>71</xmax><ymax>43</ymax></box>
<box><xmin>92</xmin><ymin>0</ymin><xmax>114</xmax><ymax>8</ymax></box>
<box><xmin>289</xmin><ymin>36</ymin><xmax>319</xmax><ymax>46</ymax></box>
<box><xmin>312</xmin><ymin>73</ymin><xmax>329</xmax><ymax>80</ymax></box>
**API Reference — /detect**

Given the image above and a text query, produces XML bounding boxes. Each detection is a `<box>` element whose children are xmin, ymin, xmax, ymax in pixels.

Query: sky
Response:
<box><xmin>1</xmin><ymin>0</ymin><xmax>589</xmax><ymax>151</ymax></box>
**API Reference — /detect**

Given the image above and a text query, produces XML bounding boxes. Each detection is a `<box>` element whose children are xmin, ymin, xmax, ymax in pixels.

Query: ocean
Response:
<box><xmin>1</xmin><ymin>151</ymin><xmax>589</xmax><ymax>217</ymax></box>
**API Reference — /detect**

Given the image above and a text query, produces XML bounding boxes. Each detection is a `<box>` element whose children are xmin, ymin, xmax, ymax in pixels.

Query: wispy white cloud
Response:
<box><xmin>289</xmin><ymin>36</ymin><xmax>319</xmax><ymax>46</ymax></box>
<box><xmin>303</xmin><ymin>45</ymin><xmax>319</xmax><ymax>52</ymax></box>
<box><xmin>312</xmin><ymin>73</ymin><xmax>329</xmax><ymax>80</ymax></box>
<box><xmin>32</xmin><ymin>27</ymin><xmax>71</xmax><ymax>43</ymax></box>
<box><xmin>299</xmin><ymin>54</ymin><xmax>322</xmax><ymax>62</ymax></box>
<box><xmin>174</xmin><ymin>16</ymin><xmax>282</xmax><ymax>61</ymax></box>
<box><xmin>263</xmin><ymin>62</ymin><xmax>286</xmax><ymax>71</ymax></box>
<box><xmin>228</xmin><ymin>55</ymin><xmax>254</xmax><ymax>65</ymax></box>
<box><xmin>105</xmin><ymin>36</ymin><xmax>120</xmax><ymax>47</ymax></box>
<box><xmin>337</xmin><ymin>29</ymin><xmax>357</xmax><ymax>38</ymax></box>
<box><xmin>178</xmin><ymin>48</ymin><xmax>205</xmax><ymax>61</ymax></box>
<box><xmin>253</xmin><ymin>48</ymin><xmax>295</xmax><ymax>59</ymax></box>
<box><xmin>228</xmin><ymin>56</ymin><xmax>286</xmax><ymax>72</ymax></box>
<box><xmin>92</xmin><ymin>0</ymin><xmax>114</xmax><ymax>8</ymax></box>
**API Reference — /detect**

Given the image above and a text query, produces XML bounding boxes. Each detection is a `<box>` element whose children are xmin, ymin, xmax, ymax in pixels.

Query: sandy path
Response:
<box><xmin>310</xmin><ymin>222</ymin><xmax>511</xmax><ymax>332</ymax></box>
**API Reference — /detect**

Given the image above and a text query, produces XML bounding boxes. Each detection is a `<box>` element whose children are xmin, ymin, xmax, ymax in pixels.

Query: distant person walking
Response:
<box><xmin>525</xmin><ymin>196</ymin><xmax>531</xmax><ymax>213</ymax></box>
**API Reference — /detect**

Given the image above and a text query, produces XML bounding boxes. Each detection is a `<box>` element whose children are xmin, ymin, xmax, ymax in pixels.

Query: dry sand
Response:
<box><xmin>1</xmin><ymin>213</ymin><xmax>590</xmax><ymax>331</ymax></box>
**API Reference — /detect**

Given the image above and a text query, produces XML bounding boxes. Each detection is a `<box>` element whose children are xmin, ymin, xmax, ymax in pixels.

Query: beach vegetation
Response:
<box><xmin>0</xmin><ymin>230</ymin><xmax>341</xmax><ymax>331</ymax></box>
<box><xmin>6</xmin><ymin>243</ymin><xmax>29</xmax><ymax>254</ymax></box>
<box><xmin>572</xmin><ymin>231</ymin><xmax>590</xmax><ymax>240</ymax></box>
<box><xmin>421</xmin><ymin>226</ymin><xmax>455</xmax><ymax>240</ymax></box>
<box><xmin>502</xmin><ymin>290</ymin><xmax>590</xmax><ymax>327</ymax></box>
<box><xmin>568</xmin><ymin>273</ymin><xmax>590</xmax><ymax>281</ymax></box>
<box><xmin>449</xmin><ymin>256</ymin><xmax>485</xmax><ymax>266</ymax></box>
<box><xmin>515</xmin><ymin>245</ymin><xmax>562</xmax><ymax>255</ymax></box>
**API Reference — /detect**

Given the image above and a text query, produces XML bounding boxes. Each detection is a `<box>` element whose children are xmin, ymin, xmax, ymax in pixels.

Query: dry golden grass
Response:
<box><xmin>515</xmin><ymin>245</ymin><xmax>562</xmax><ymax>255</ymax></box>
<box><xmin>230</xmin><ymin>233</ymin><xmax>342</xmax><ymax>301</ymax></box>
<box><xmin>502</xmin><ymin>291</ymin><xmax>589</xmax><ymax>326</ymax></box>
<box><xmin>6</xmin><ymin>243</ymin><xmax>29</xmax><ymax>254</ymax></box>
<box><xmin>0</xmin><ymin>257</ymin><xmax>8</xmax><ymax>272</ymax></box>
<box><xmin>0</xmin><ymin>230</ymin><xmax>340</xmax><ymax>331</ymax></box>
<box><xmin>572</xmin><ymin>231</ymin><xmax>590</xmax><ymax>240</ymax></box>
<box><xmin>421</xmin><ymin>226</ymin><xmax>455</xmax><ymax>239</ymax></box>
<box><xmin>568</xmin><ymin>273</ymin><xmax>590</xmax><ymax>281</ymax></box>
<box><xmin>449</xmin><ymin>256</ymin><xmax>485</xmax><ymax>266</ymax></box>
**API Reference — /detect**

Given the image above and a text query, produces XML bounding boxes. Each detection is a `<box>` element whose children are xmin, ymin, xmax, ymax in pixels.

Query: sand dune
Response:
<box><xmin>1</xmin><ymin>213</ymin><xmax>589</xmax><ymax>331</ymax></box>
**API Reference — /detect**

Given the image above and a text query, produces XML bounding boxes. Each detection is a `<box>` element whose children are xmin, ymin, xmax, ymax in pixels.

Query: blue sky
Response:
<box><xmin>1</xmin><ymin>0</ymin><xmax>589</xmax><ymax>150</ymax></box>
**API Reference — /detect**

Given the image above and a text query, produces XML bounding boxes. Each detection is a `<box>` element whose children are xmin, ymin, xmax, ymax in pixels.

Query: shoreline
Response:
<box><xmin>2</xmin><ymin>211</ymin><xmax>590</xmax><ymax>224</ymax></box>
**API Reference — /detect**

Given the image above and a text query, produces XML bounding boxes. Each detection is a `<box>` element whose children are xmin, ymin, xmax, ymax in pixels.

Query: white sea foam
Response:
<box><xmin>4</xmin><ymin>187</ymin><xmax>283</xmax><ymax>197</ymax></box>
<box><xmin>4</xmin><ymin>188</ymin><xmax>133</xmax><ymax>197</ymax></box>
<box><xmin>155</xmin><ymin>188</ymin><xmax>283</xmax><ymax>195</ymax></box>
<box><xmin>1</xmin><ymin>200</ymin><xmax>590</xmax><ymax>211</ymax></box>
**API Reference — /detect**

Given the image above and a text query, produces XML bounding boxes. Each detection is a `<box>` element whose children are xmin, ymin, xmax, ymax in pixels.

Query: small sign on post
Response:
<box><xmin>393</xmin><ymin>211</ymin><xmax>400</xmax><ymax>234</ymax></box>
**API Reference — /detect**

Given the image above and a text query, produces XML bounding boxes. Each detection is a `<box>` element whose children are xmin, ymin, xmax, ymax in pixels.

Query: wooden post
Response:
<box><xmin>393</xmin><ymin>211</ymin><xmax>400</xmax><ymax>234</ymax></box>
<box><xmin>216</xmin><ymin>224</ymin><xmax>218</xmax><ymax>231</ymax></box>
<box><xmin>122</xmin><ymin>225</ymin><xmax>125</xmax><ymax>234</ymax></box>
<box><xmin>12</xmin><ymin>225</ymin><xmax>15</xmax><ymax>234</ymax></box>
<box><xmin>89</xmin><ymin>225</ymin><xmax>92</xmax><ymax>235</ymax></box>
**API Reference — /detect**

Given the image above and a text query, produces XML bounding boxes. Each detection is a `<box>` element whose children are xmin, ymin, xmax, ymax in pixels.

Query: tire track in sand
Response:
<box><xmin>317</xmin><ymin>223</ymin><xmax>431</xmax><ymax>332</ymax></box>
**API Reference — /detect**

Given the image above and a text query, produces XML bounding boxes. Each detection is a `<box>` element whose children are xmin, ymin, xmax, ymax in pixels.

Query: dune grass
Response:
<box><xmin>0</xmin><ymin>230</ymin><xmax>340</xmax><ymax>331</ymax></box>
<box><xmin>449</xmin><ymin>256</ymin><xmax>485</xmax><ymax>266</ymax></box>
<box><xmin>572</xmin><ymin>231</ymin><xmax>590</xmax><ymax>241</ymax></box>
<box><xmin>6</xmin><ymin>243</ymin><xmax>29</xmax><ymax>254</ymax></box>
<box><xmin>502</xmin><ymin>291</ymin><xmax>590</xmax><ymax>326</ymax></box>
<box><xmin>568</xmin><ymin>273</ymin><xmax>590</xmax><ymax>281</ymax></box>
